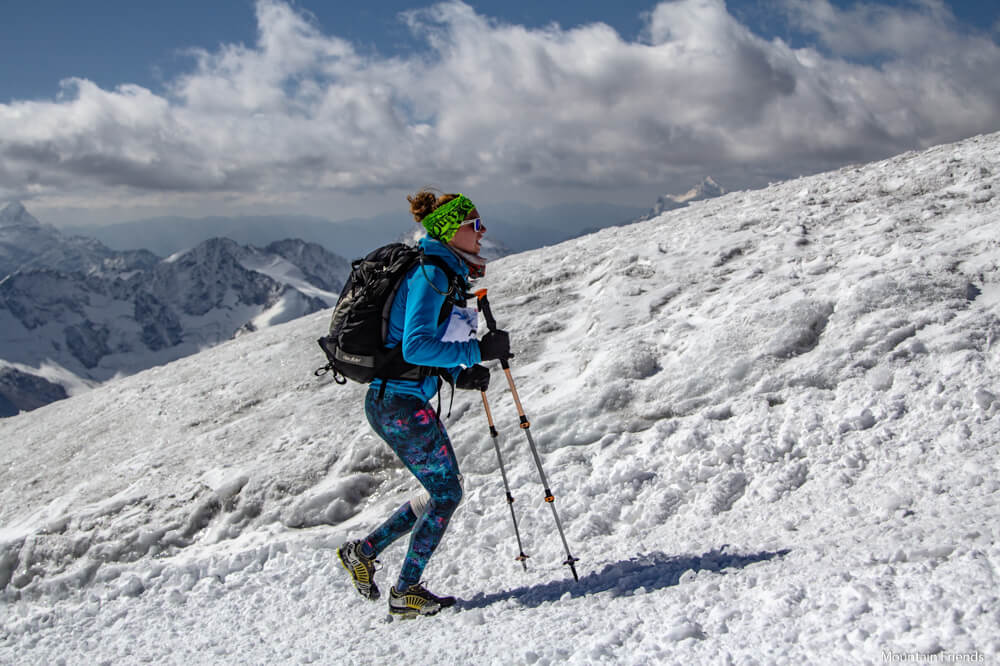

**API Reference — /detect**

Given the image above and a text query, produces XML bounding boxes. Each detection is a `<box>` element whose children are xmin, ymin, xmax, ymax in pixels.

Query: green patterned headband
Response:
<box><xmin>421</xmin><ymin>194</ymin><xmax>476</xmax><ymax>242</ymax></box>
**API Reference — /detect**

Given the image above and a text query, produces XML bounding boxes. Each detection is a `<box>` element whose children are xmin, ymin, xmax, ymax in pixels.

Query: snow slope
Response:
<box><xmin>2</xmin><ymin>133</ymin><xmax>999</xmax><ymax>664</ymax></box>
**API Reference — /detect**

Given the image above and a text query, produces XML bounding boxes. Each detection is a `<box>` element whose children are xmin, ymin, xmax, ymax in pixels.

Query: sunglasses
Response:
<box><xmin>460</xmin><ymin>218</ymin><xmax>485</xmax><ymax>232</ymax></box>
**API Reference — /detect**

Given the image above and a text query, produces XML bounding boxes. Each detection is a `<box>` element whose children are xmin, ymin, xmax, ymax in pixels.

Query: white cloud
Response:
<box><xmin>778</xmin><ymin>0</ymin><xmax>958</xmax><ymax>58</ymax></box>
<box><xmin>1</xmin><ymin>0</ymin><xmax>998</xmax><ymax>217</ymax></box>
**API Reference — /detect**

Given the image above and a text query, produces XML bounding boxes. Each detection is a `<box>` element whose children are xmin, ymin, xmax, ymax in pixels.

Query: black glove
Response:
<box><xmin>456</xmin><ymin>364</ymin><xmax>490</xmax><ymax>391</ymax></box>
<box><xmin>478</xmin><ymin>329</ymin><xmax>512</xmax><ymax>362</ymax></box>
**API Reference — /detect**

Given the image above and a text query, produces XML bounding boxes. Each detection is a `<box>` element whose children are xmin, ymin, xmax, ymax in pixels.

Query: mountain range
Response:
<box><xmin>0</xmin><ymin>202</ymin><xmax>350</xmax><ymax>416</ymax></box>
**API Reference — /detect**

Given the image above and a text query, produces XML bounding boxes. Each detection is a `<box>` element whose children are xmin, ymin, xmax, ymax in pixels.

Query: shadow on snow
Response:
<box><xmin>457</xmin><ymin>546</ymin><xmax>790</xmax><ymax>611</ymax></box>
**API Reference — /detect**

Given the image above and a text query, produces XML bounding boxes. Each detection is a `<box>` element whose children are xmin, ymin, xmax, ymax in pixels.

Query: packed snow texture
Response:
<box><xmin>2</xmin><ymin>133</ymin><xmax>999</xmax><ymax>664</ymax></box>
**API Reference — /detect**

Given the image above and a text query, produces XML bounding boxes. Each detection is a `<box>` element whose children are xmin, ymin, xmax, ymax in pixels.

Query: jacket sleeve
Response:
<box><xmin>400</xmin><ymin>264</ymin><xmax>482</xmax><ymax>369</ymax></box>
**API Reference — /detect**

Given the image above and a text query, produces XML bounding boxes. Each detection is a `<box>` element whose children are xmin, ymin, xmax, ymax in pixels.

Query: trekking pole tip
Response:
<box><xmin>564</xmin><ymin>557</ymin><xmax>580</xmax><ymax>582</ymax></box>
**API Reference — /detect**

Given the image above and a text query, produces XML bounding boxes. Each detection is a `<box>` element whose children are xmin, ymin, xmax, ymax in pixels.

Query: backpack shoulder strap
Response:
<box><xmin>419</xmin><ymin>252</ymin><xmax>471</xmax><ymax>324</ymax></box>
<box><xmin>417</xmin><ymin>253</ymin><xmax>458</xmax><ymax>292</ymax></box>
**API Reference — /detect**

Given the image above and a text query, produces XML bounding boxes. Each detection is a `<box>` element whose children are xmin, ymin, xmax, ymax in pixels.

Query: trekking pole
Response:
<box><xmin>480</xmin><ymin>390</ymin><xmax>529</xmax><ymax>570</ymax></box>
<box><xmin>476</xmin><ymin>289</ymin><xmax>580</xmax><ymax>582</ymax></box>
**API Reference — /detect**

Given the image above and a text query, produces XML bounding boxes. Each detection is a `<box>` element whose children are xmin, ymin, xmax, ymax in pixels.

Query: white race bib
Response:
<box><xmin>441</xmin><ymin>305</ymin><xmax>479</xmax><ymax>343</ymax></box>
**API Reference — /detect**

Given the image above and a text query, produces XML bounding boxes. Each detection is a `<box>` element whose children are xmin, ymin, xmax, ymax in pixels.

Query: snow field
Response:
<box><xmin>2</xmin><ymin>132</ymin><xmax>999</xmax><ymax>664</ymax></box>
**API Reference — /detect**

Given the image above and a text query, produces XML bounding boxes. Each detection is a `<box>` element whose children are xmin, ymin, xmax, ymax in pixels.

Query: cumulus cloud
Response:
<box><xmin>1</xmin><ymin>0</ymin><xmax>998</xmax><ymax>213</ymax></box>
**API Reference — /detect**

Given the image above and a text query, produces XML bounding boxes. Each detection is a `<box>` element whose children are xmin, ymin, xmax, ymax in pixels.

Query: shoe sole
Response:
<box><xmin>387</xmin><ymin>595</ymin><xmax>454</xmax><ymax>617</ymax></box>
<box><xmin>388</xmin><ymin>606</ymin><xmax>441</xmax><ymax>619</ymax></box>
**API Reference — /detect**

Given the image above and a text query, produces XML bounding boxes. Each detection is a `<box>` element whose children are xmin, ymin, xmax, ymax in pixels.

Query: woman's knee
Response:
<box><xmin>429</xmin><ymin>476</ymin><xmax>463</xmax><ymax>515</ymax></box>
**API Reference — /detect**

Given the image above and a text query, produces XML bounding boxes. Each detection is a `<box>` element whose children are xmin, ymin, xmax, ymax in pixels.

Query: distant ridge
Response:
<box><xmin>638</xmin><ymin>177</ymin><xmax>726</xmax><ymax>221</ymax></box>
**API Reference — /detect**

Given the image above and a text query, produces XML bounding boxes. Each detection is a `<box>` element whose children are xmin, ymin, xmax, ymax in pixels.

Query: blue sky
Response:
<box><xmin>1</xmin><ymin>0</ymin><xmax>999</xmax><ymax>225</ymax></box>
<box><xmin>6</xmin><ymin>1</ymin><xmax>995</xmax><ymax>103</ymax></box>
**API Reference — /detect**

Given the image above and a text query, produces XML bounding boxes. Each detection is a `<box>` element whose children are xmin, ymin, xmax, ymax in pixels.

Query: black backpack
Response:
<box><xmin>315</xmin><ymin>243</ymin><xmax>465</xmax><ymax>385</ymax></box>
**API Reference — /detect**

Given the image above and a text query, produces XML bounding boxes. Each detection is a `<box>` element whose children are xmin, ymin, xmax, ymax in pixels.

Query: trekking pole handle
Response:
<box><xmin>476</xmin><ymin>289</ymin><xmax>511</xmax><ymax>370</ymax></box>
<box><xmin>475</xmin><ymin>289</ymin><xmax>498</xmax><ymax>332</ymax></box>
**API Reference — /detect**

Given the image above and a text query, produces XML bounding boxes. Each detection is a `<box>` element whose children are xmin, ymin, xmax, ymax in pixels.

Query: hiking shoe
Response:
<box><xmin>337</xmin><ymin>540</ymin><xmax>380</xmax><ymax>600</ymax></box>
<box><xmin>388</xmin><ymin>583</ymin><xmax>456</xmax><ymax>617</ymax></box>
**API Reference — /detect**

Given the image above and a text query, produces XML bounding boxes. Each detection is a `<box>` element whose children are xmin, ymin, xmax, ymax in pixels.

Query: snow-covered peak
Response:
<box><xmin>0</xmin><ymin>201</ymin><xmax>156</xmax><ymax>280</ymax></box>
<box><xmin>639</xmin><ymin>176</ymin><xmax>727</xmax><ymax>221</ymax></box>
<box><xmin>176</xmin><ymin>235</ymin><xmax>242</xmax><ymax>258</ymax></box>
<box><xmin>0</xmin><ymin>201</ymin><xmax>40</xmax><ymax>228</ymax></box>
<box><xmin>668</xmin><ymin>175</ymin><xmax>726</xmax><ymax>204</ymax></box>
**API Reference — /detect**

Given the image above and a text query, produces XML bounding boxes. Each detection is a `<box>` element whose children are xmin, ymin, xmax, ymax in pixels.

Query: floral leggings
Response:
<box><xmin>362</xmin><ymin>388</ymin><xmax>463</xmax><ymax>590</ymax></box>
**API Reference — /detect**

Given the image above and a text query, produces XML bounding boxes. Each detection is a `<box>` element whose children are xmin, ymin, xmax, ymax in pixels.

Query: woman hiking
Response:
<box><xmin>337</xmin><ymin>190</ymin><xmax>511</xmax><ymax>618</ymax></box>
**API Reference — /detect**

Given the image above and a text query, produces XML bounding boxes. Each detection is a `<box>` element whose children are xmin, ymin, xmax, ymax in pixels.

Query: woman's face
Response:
<box><xmin>449</xmin><ymin>208</ymin><xmax>486</xmax><ymax>254</ymax></box>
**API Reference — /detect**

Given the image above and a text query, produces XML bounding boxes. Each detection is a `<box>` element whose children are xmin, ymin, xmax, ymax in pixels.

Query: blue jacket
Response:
<box><xmin>370</xmin><ymin>236</ymin><xmax>482</xmax><ymax>402</ymax></box>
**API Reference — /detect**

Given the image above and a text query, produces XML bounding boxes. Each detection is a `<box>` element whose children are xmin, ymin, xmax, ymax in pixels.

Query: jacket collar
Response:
<box><xmin>419</xmin><ymin>236</ymin><xmax>470</xmax><ymax>279</ymax></box>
